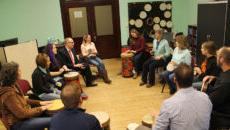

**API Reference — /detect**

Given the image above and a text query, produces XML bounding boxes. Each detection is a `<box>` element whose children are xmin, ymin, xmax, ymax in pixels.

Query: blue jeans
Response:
<box><xmin>161</xmin><ymin>71</ymin><xmax>176</xmax><ymax>93</ymax></box>
<box><xmin>11</xmin><ymin>117</ymin><xmax>51</xmax><ymax>130</ymax></box>
<box><xmin>133</xmin><ymin>52</ymin><xmax>149</xmax><ymax>73</ymax></box>
<box><xmin>39</xmin><ymin>87</ymin><xmax>61</xmax><ymax>101</ymax></box>
<box><xmin>88</xmin><ymin>56</ymin><xmax>105</xmax><ymax>75</ymax></box>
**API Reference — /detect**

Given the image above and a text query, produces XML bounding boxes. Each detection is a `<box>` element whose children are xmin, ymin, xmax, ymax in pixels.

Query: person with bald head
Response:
<box><xmin>57</xmin><ymin>37</ymin><xmax>97</xmax><ymax>87</ymax></box>
<box><xmin>50</xmin><ymin>83</ymin><xmax>101</xmax><ymax>130</ymax></box>
<box><xmin>202</xmin><ymin>47</ymin><xmax>230</xmax><ymax>129</ymax></box>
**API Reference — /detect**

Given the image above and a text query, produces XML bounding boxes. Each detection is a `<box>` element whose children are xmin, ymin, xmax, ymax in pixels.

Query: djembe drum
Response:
<box><xmin>121</xmin><ymin>52</ymin><xmax>134</xmax><ymax>77</ymax></box>
<box><xmin>142</xmin><ymin>114</ymin><xmax>154</xmax><ymax>128</ymax></box>
<box><xmin>127</xmin><ymin>123</ymin><xmax>140</xmax><ymax>130</ymax></box>
<box><xmin>46</xmin><ymin>99</ymin><xmax>64</xmax><ymax>116</ymax></box>
<box><xmin>91</xmin><ymin>111</ymin><xmax>110</xmax><ymax>130</ymax></box>
<box><xmin>64</xmin><ymin>72</ymin><xmax>80</xmax><ymax>85</ymax></box>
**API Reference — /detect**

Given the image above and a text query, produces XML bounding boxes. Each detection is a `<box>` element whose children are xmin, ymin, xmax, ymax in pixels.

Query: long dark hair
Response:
<box><xmin>0</xmin><ymin>62</ymin><xmax>19</xmax><ymax>86</ymax></box>
<box><xmin>46</xmin><ymin>44</ymin><xmax>59</xmax><ymax>67</ymax></box>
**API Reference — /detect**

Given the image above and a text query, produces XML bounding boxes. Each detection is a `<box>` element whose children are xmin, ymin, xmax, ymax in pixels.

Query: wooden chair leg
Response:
<box><xmin>161</xmin><ymin>82</ymin><xmax>166</xmax><ymax>93</ymax></box>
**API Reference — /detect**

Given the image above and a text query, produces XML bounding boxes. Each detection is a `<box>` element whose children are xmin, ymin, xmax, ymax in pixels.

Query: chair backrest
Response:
<box><xmin>17</xmin><ymin>79</ymin><xmax>31</xmax><ymax>95</ymax></box>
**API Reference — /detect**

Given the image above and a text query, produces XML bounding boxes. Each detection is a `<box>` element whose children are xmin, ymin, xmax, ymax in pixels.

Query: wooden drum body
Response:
<box><xmin>91</xmin><ymin>111</ymin><xmax>110</xmax><ymax>130</ymax></box>
<box><xmin>121</xmin><ymin>52</ymin><xmax>134</xmax><ymax>77</ymax></box>
<box><xmin>64</xmin><ymin>72</ymin><xmax>80</xmax><ymax>85</ymax></box>
<box><xmin>46</xmin><ymin>99</ymin><xmax>64</xmax><ymax>116</ymax></box>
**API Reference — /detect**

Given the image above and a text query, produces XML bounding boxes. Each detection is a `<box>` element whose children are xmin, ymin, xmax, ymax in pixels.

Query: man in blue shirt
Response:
<box><xmin>50</xmin><ymin>83</ymin><xmax>101</xmax><ymax>130</ymax></box>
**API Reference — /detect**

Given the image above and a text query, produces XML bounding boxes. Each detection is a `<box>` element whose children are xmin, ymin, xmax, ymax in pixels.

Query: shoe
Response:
<box><xmin>86</xmin><ymin>83</ymin><xmax>97</xmax><ymax>87</ymax></box>
<box><xmin>104</xmin><ymin>79</ymin><xmax>112</xmax><ymax>84</ymax></box>
<box><xmin>133</xmin><ymin>73</ymin><xmax>138</xmax><ymax>79</ymax></box>
<box><xmin>146</xmin><ymin>83</ymin><xmax>153</xmax><ymax>88</ymax></box>
<box><xmin>81</xmin><ymin>92</ymin><xmax>88</xmax><ymax>100</ymax></box>
<box><xmin>170</xmin><ymin>89</ymin><xmax>176</xmax><ymax>95</ymax></box>
<box><xmin>139</xmin><ymin>81</ymin><xmax>146</xmax><ymax>86</ymax></box>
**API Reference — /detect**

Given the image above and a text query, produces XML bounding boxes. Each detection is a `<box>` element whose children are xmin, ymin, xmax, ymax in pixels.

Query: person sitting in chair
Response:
<box><xmin>57</xmin><ymin>37</ymin><xmax>97</xmax><ymax>87</ymax></box>
<box><xmin>32</xmin><ymin>53</ymin><xmax>61</xmax><ymax>100</ymax></box>
<box><xmin>0</xmin><ymin>62</ymin><xmax>52</xmax><ymax>130</ymax></box>
<box><xmin>140</xmin><ymin>29</ymin><xmax>171</xmax><ymax>87</ymax></box>
<box><xmin>202</xmin><ymin>47</ymin><xmax>230</xmax><ymax>129</ymax></box>
<box><xmin>81</xmin><ymin>34</ymin><xmax>111</xmax><ymax>84</ymax></box>
<box><xmin>50</xmin><ymin>83</ymin><xmax>102</xmax><ymax>130</ymax></box>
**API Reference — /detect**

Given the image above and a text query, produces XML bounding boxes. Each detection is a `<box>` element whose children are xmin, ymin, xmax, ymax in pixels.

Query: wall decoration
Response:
<box><xmin>129</xmin><ymin>19</ymin><xmax>135</xmax><ymax>25</ymax></box>
<box><xmin>135</xmin><ymin>19</ymin><xmax>143</xmax><ymax>28</ymax></box>
<box><xmin>139</xmin><ymin>11</ymin><xmax>147</xmax><ymax>19</ymax></box>
<box><xmin>153</xmin><ymin>24</ymin><xmax>161</xmax><ymax>31</ymax></box>
<box><xmin>159</xmin><ymin>3</ymin><xmax>167</xmax><ymax>11</ymax></box>
<box><xmin>144</xmin><ymin>4</ymin><xmax>152</xmax><ymax>11</ymax></box>
<box><xmin>164</xmin><ymin>11</ymin><xmax>171</xmax><ymax>18</ymax></box>
<box><xmin>160</xmin><ymin>20</ymin><xmax>166</xmax><ymax>27</ymax></box>
<box><xmin>128</xmin><ymin>1</ymin><xmax>172</xmax><ymax>42</ymax></box>
<box><xmin>153</xmin><ymin>17</ymin><xmax>160</xmax><ymax>23</ymax></box>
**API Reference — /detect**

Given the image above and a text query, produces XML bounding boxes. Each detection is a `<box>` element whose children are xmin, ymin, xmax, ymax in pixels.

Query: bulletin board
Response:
<box><xmin>128</xmin><ymin>1</ymin><xmax>172</xmax><ymax>42</ymax></box>
<box><xmin>4</xmin><ymin>40</ymin><xmax>38</xmax><ymax>84</ymax></box>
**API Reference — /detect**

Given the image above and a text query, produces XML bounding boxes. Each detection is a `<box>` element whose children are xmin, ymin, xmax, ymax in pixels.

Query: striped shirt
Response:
<box><xmin>153</xmin><ymin>87</ymin><xmax>212</xmax><ymax>130</ymax></box>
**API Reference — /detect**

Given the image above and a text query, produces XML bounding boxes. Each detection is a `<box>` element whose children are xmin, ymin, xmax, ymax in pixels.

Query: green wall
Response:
<box><xmin>0</xmin><ymin>0</ymin><xmax>198</xmax><ymax>47</ymax></box>
<box><xmin>0</xmin><ymin>0</ymin><xmax>64</xmax><ymax>47</ymax></box>
<box><xmin>119</xmin><ymin>0</ymin><xmax>198</xmax><ymax>45</ymax></box>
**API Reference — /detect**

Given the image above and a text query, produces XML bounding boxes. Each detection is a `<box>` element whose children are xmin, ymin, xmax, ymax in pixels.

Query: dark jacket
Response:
<box><xmin>57</xmin><ymin>47</ymin><xmax>79</xmax><ymax>70</ymax></box>
<box><xmin>209</xmin><ymin>70</ymin><xmax>230</xmax><ymax>128</ymax></box>
<box><xmin>50</xmin><ymin>108</ymin><xmax>102</xmax><ymax>130</ymax></box>
<box><xmin>32</xmin><ymin>67</ymin><xmax>55</xmax><ymax>95</ymax></box>
<box><xmin>0</xmin><ymin>86</ymin><xmax>42</xmax><ymax>129</ymax></box>
<box><xmin>198</xmin><ymin>56</ymin><xmax>221</xmax><ymax>80</ymax></box>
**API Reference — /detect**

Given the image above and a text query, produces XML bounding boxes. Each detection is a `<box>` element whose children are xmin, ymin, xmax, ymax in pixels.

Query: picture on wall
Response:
<box><xmin>128</xmin><ymin>1</ymin><xmax>172</xmax><ymax>42</ymax></box>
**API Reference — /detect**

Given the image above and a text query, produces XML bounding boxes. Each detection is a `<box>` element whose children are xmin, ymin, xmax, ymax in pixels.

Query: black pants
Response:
<box><xmin>141</xmin><ymin>58</ymin><xmax>165</xmax><ymax>85</ymax></box>
<box><xmin>133</xmin><ymin>52</ymin><xmax>150</xmax><ymax>73</ymax></box>
<box><xmin>75</xmin><ymin>65</ymin><xmax>93</xmax><ymax>86</ymax></box>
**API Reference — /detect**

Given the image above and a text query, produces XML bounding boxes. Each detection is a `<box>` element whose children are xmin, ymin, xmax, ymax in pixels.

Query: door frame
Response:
<box><xmin>59</xmin><ymin>0</ymin><xmax>121</xmax><ymax>58</ymax></box>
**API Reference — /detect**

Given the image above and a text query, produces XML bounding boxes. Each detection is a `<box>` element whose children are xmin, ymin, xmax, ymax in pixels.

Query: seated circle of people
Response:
<box><xmin>140</xmin><ymin>29</ymin><xmax>171</xmax><ymax>87</ymax></box>
<box><xmin>126</xmin><ymin>28</ymin><xmax>150</xmax><ymax>79</ymax></box>
<box><xmin>32</xmin><ymin>53</ymin><xmax>61</xmax><ymax>101</ymax></box>
<box><xmin>57</xmin><ymin>37</ymin><xmax>97</xmax><ymax>87</ymax></box>
<box><xmin>160</xmin><ymin>33</ymin><xmax>191</xmax><ymax>94</ymax></box>
<box><xmin>202</xmin><ymin>47</ymin><xmax>230</xmax><ymax>129</ymax></box>
<box><xmin>193</xmin><ymin>41</ymin><xmax>221</xmax><ymax>90</ymax></box>
<box><xmin>0</xmin><ymin>62</ymin><xmax>52</xmax><ymax>130</ymax></box>
<box><xmin>81</xmin><ymin>34</ymin><xmax>111</xmax><ymax>84</ymax></box>
<box><xmin>50</xmin><ymin>83</ymin><xmax>102</xmax><ymax>130</ymax></box>
<box><xmin>153</xmin><ymin>63</ymin><xmax>212</xmax><ymax>130</ymax></box>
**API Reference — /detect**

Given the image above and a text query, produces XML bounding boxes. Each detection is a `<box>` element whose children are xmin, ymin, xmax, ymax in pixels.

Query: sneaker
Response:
<box><xmin>81</xmin><ymin>92</ymin><xmax>88</xmax><ymax>100</ymax></box>
<box><xmin>86</xmin><ymin>83</ymin><xmax>97</xmax><ymax>87</ymax></box>
<box><xmin>139</xmin><ymin>81</ymin><xmax>146</xmax><ymax>86</ymax></box>
<box><xmin>146</xmin><ymin>83</ymin><xmax>153</xmax><ymax>88</ymax></box>
<box><xmin>133</xmin><ymin>73</ymin><xmax>138</xmax><ymax>79</ymax></box>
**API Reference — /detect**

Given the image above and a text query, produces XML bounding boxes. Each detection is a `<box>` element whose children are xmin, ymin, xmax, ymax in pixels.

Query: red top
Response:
<box><xmin>129</xmin><ymin>36</ymin><xmax>147</xmax><ymax>53</ymax></box>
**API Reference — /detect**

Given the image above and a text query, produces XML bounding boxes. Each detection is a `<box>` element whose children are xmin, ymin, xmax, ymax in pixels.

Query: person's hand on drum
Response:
<box><xmin>40</xmin><ymin>101</ymin><xmax>53</xmax><ymax>106</ymax></box>
<box><xmin>154</xmin><ymin>56</ymin><xmax>162</xmax><ymax>60</ymax></box>
<box><xmin>75</xmin><ymin>63</ymin><xmax>85</xmax><ymax>69</ymax></box>
<box><xmin>40</xmin><ymin>103</ymin><xmax>53</xmax><ymax>111</ymax></box>
<box><xmin>130</xmin><ymin>50</ymin><xmax>136</xmax><ymax>54</ymax></box>
<box><xmin>194</xmin><ymin>67</ymin><xmax>202</xmax><ymax>75</ymax></box>
<box><xmin>202</xmin><ymin>75</ymin><xmax>216</xmax><ymax>84</ymax></box>
<box><xmin>62</xmin><ymin>65</ymin><xmax>71</xmax><ymax>72</ymax></box>
<box><xmin>59</xmin><ymin>68</ymin><xmax>65</xmax><ymax>74</ymax></box>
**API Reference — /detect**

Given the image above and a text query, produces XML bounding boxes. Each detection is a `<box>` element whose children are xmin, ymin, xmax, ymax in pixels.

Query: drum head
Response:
<box><xmin>47</xmin><ymin>99</ymin><xmax>64</xmax><ymax>111</ymax></box>
<box><xmin>142</xmin><ymin>114</ymin><xmax>154</xmax><ymax>126</ymax></box>
<box><xmin>127</xmin><ymin>123</ymin><xmax>140</xmax><ymax>130</ymax></box>
<box><xmin>64</xmin><ymin>72</ymin><xmax>79</xmax><ymax>79</ymax></box>
<box><xmin>121</xmin><ymin>52</ymin><xmax>134</xmax><ymax>58</ymax></box>
<box><xmin>90</xmin><ymin>111</ymin><xmax>110</xmax><ymax>127</ymax></box>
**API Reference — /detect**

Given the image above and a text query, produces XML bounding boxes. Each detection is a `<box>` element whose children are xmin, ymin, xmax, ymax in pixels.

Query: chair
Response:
<box><xmin>17</xmin><ymin>79</ymin><xmax>40</xmax><ymax>100</ymax></box>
